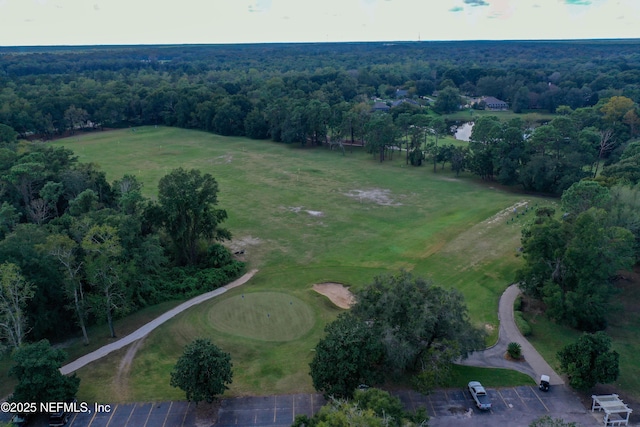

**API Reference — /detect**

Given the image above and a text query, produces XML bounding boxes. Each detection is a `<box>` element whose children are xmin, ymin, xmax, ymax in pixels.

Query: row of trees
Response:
<box><xmin>353</xmin><ymin>95</ymin><xmax>639</xmax><ymax>195</ymax></box>
<box><xmin>466</xmin><ymin>97</ymin><xmax>639</xmax><ymax>193</ymax></box>
<box><xmin>0</xmin><ymin>132</ymin><xmax>242</xmax><ymax>349</ymax></box>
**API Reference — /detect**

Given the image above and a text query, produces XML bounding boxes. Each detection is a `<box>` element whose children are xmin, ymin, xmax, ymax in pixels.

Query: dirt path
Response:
<box><xmin>60</xmin><ymin>269</ymin><xmax>258</xmax><ymax>375</ymax></box>
<box><xmin>113</xmin><ymin>336</ymin><xmax>147</xmax><ymax>401</ymax></box>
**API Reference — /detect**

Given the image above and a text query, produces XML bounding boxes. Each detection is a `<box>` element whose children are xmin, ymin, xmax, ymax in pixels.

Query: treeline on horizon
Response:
<box><xmin>0</xmin><ymin>40</ymin><xmax>639</xmax><ymax>190</ymax></box>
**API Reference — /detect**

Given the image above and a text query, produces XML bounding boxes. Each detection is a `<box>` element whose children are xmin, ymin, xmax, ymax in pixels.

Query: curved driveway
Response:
<box><xmin>458</xmin><ymin>284</ymin><xmax>564</xmax><ymax>385</ymax></box>
<box><xmin>60</xmin><ymin>269</ymin><xmax>258</xmax><ymax>375</ymax></box>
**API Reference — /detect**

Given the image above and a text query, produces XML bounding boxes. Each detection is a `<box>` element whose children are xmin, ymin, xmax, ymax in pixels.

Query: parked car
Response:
<box><xmin>468</xmin><ymin>381</ymin><xmax>492</xmax><ymax>410</ymax></box>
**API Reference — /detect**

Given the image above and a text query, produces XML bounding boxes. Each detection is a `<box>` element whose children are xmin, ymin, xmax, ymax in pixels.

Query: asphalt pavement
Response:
<box><xmin>459</xmin><ymin>284</ymin><xmax>564</xmax><ymax>385</ymax></box>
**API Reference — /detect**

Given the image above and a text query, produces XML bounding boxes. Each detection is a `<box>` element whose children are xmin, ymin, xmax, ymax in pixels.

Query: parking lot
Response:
<box><xmin>396</xmin><ymin>385</ymin><xmax>599</xmax><ymax>426</ymax></box>
<box><xmin>0</xmin><ymin>386</ymin><xmax>600</xmax><ymax>427</ymax></box>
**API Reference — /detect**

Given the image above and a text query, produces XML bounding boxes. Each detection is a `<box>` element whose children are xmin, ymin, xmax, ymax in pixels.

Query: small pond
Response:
<box><xmin>454</xmin><ymin>122</ymin><xmax>474</xmax><ymax>141</ymax></box>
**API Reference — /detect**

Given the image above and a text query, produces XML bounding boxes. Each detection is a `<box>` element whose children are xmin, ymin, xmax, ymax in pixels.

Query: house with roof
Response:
<box><xmin>372</xmin><ymin>102</ymin><xmax>390</xmax><ymax>112</ymax></box>
<box><xmin>482</xmin><ymin>96</ymin><xmax>509</xmax><ymax>110</ymax></box>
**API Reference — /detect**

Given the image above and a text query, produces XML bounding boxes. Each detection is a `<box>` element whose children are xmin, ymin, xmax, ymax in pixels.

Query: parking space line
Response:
<box><xmin>529</xmin><ymin>386</ymin><xmax>550</xmax><ymax>412</ymax></box>
<box><xmin>142</xmin><ymin>403</ymin><xmax>153</xmax><ymax>427</ymax></box>
<box><xmin>87</xmin><ymin>407</ymin><xmax>98</xmax><ymax>426</ymax></box>
<box><xmin>104</xmin><ymin>403</ymin><xmax>117</xmax><ymax>426</ymax></box>
<box><xmin>180</xmin><ymin>401</ymin><xmax>191</xmax><ymax>427</ymax></box>
<box><xmin>160</xmin><ymin>401</ymin><xmax>173</xmax><ymax>427</ymax></box>
<box><xmin>427</xmin><ymin>395</ymin><xmax>436</xmax><ymax>416</ymax></box>
<box><xmin>513</xmin><ymin>387</ymin><xmax>527</xmax><ymax>408</ymax></box>
<box><xmin>273</xmin><ymin>395</ymin><xmax>277</xmax><ymax>423</ymax></box>
<box><xmin>67</xmin><ymin>411</ymin><xmax>79</xmax><ymax>426</ymax></box>
<box><xmin>292</xmin><ymin>395</ymin><xmax>295</xmax><ymax>424</ymax></box>
<box><xmin>496</xmin><ymin>389</ymin><xmax>511</xmax><ymax>409</ymax></box>
<box><xmin>124</xmin><ymin>403</ymin><xmax>136</xmax><ymax>426</ymax></box>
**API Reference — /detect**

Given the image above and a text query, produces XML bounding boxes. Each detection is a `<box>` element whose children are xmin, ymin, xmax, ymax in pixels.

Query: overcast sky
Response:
<box><xmin>0</xmin><ymin>0</ymin><xmax>638</xmax><ymax>46</ymax></box>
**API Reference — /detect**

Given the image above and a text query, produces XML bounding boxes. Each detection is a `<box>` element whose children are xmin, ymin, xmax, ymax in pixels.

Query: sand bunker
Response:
<box><xmin>343</xmin><ymin>188</ymin><xmax>402</xmax><ymax>206</ymax></box>
<box><xmin>313</xmin><ymin>283</ymin><xmax>355</xmax><ymax>309</ymax></box>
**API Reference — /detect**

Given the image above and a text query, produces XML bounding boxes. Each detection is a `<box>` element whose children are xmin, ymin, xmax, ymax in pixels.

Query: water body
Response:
<box><xmin>454</xmin><ymin>122</ymin><xmax>474</xmax><ymax>141</ymax></box>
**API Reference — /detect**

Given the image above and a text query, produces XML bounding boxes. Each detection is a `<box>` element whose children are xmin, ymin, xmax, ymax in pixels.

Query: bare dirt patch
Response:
<box><xmin>286</xmin><ymin>206</ymin><xmax>324</xmax><ymax>217</ymax></box>
<box><xmin>485</xmin><ymin>200</ymin><xmax>530</xmax><ymax>225</ymax></box>
<box><xmin>312</xmin><ymin>283</ymin><xmax>355</xmax><ymax>309</ymax></box>
<box><xmin>343</xmin><ymin>188</ymin><xmax>402</xmax><ymax>206</ymax></box>
<box><xmin>210</xmin><ymin>154</ymin><xmax>233</xmax><ymax>164</ymax></box>
<box><xmin>228</xmin><ymin>235</ymin><xmax>262</xmax><ymax>253</ymax></box>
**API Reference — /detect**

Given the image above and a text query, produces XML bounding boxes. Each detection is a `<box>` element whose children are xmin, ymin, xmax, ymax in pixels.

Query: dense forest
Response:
<box><xmin>1</xmin><ymin>40</ymin><xmax>639</xmax><ymax>192</ymax></box>
<box><xmin>1</xmin><ymin>40</ymin><xmax>640</xmax><ymax>349</ymax></box>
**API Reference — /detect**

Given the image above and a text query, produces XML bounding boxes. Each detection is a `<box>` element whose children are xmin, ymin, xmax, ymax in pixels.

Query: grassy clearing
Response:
<box><xmin>52</xmin><ymin>126</ymin><xmax>543</xmax><ymax>401</ymax></box>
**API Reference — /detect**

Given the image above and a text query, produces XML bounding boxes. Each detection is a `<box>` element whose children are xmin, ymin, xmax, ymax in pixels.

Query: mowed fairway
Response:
<box><xmin>52</xmin><ymin>126</ymin><xmax>547</xmax><ymax>401</ymax></box>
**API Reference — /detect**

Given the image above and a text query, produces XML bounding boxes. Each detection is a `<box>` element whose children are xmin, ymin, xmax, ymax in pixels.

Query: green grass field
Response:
<box><xmin>49</xmin><ymin>126</ymin><xmax>549</xmax><ymax>401</ymax></box>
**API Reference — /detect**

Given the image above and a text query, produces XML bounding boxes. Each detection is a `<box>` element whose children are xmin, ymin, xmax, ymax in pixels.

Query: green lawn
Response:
<box><xmin>50</xmin><ymin>126</ymin><xmax>546</xmax><ymax>401</ymax></box>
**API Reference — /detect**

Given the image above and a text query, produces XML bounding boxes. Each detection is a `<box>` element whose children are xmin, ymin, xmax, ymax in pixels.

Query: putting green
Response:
<box><xmin>208</xmin><ymin>292</ymin><xmax>315</xmax><ymax>341</ymax></box>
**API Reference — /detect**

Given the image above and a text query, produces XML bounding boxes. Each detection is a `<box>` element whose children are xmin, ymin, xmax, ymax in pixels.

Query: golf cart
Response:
<box><xmin>539</xmin><ymin>374</ymin><xmax>550</xmax><ymax>392</ymax></box>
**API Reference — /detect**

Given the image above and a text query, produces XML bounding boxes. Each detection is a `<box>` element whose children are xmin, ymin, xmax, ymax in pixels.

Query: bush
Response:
<box><xmin>515</xmin><ymin>311</ymin><xmax>532</xmax><ymax>336</ymax></box>
<box><xmin>513</xmin><ymin>295</ymin><xmax>523</xmax><ymax>311</ymax></box>
<box><xmin>507</xmin><ymin>342</ymin><xmax>522</xmax><ymax>360</ymax></box>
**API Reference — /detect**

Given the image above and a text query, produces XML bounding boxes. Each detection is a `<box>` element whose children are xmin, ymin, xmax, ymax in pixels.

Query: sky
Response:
<box><xmin>0</xmin><ymin>0</ymin><xmax>638</xmax><ymax>46</ymax></box>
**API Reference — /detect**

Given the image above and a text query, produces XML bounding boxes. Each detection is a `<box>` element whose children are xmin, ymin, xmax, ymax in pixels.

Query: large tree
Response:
<box><xmin>351</xmin><ymin>271</ymin><xmax>484</xmax><ymax>375</ymax></box>
<box><xmin>170</xmin><ymin>338</ymin><xmax>233</xmax><ymax>404</ymax></box>
<box><xmin>365</xmin><ymin>113</ymin><xmax>396</xmax><ymax>162</ymax></box>
<box><xmin>0</xmin><ymin>262</ymin><xmax>35</xmax><ymax>349</ymax></box>
<box><xmin>81</xmin><ymin>224</ymin><xmax>125</xmax><ymax>338</ymax></box>
<box><xmin>44</xmin><ymin>234</ymin><xmax>89</xmax><ymax>345</ymax></box>
<box><xmin>560</xmin><ymin>180</ymin><xmax>610</xmax><ymax>216</ymax></box>
<box><xmin>9</xmin><ymin>339</ymin><xmax>79</xmax><ymax>404</ymax></box>
<box><xmin>557</xmin><ymin>332</ymin><xmax>619</xmax><ymax>390</ymax></box>
<box><xmin>519</xmin><ymin>207</ymin><xmax>634</xmax><ymax>331</ymax></box>
<box><xmin>157</xmin><ymin>168</ymin><xmax>231</xmax><ymax>266</ymax></box>
<box><xmin>433</xmin><ymin>86</ymin><xmax>461</xmax><ymax>114</ymax></box>
<box><xmin>309</xmin><ymin>313</ymin><xmax>384</xmax><ymax>398</ymax></box>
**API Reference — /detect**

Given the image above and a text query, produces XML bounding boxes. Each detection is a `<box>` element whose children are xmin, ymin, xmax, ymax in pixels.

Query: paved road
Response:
<box><xmin>459</xmin><ymin>284</ymin><xmax>564</xmax><ymax>385</ymax></box>
<box><xmin>60</xmin><ymin>269</ymin><xmax>258</xmax><ymax>375</ymax></box>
